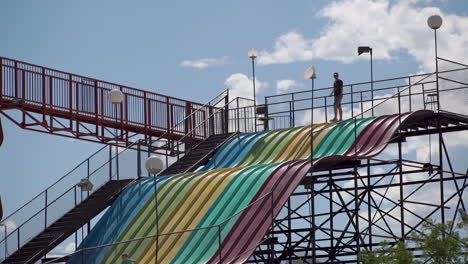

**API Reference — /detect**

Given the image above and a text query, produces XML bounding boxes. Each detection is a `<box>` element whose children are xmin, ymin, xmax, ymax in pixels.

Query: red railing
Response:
<box><xmin>0</xmin><ymin>57</ymin><xmax>224</xmax><ymax>145</ymax></box>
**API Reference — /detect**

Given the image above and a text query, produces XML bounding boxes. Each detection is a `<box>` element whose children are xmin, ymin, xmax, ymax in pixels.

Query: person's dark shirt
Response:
<box><xmin>334</xmin><ymin>79</ymin><xmax>343</xmax><ymax>96</ymax></box>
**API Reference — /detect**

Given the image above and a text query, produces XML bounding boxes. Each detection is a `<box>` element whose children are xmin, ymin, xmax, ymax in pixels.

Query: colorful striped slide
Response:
<box><xmin>68</xmin><ymin>110</ymin><xmax>431</xmax><ymax>264</ymax></box>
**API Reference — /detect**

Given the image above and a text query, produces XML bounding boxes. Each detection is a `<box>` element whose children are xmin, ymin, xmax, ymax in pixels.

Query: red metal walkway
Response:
<box><xmin>0</xmin><ymin>57</ymin><xmax>226</xmax><ymax>147</ymax></box>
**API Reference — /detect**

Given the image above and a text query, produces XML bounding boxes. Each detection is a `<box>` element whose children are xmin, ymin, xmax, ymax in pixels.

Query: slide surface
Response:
<box><xmin>70</xmin><ymin>110</ymin><xmax>432</xmax><ymax>264</ymax></box>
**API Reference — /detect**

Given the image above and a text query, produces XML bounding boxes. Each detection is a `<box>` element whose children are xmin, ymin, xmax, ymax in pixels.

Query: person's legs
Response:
<box><xmin>337</xmin><ymin>95</ymin><xmax>343</xmax><ymax>121</ymax></box>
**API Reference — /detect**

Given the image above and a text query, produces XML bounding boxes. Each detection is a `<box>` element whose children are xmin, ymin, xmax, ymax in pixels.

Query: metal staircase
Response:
<box><xmin>2</xmin><ymin>179</ymin><xmax>133</xmax><ymax>264</ymax></box>
<box><xmin>159</xmin><ymin>132</ymin><xmax>237</xmax><ymax>176</ymax></box>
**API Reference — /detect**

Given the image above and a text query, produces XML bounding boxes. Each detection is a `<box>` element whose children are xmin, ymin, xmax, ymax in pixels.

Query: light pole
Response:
<box><xmin>109</xmin><ymin>89</ymin><xmax>123</xmax><ymax>180</ymax></box>
<box><xmin>427</xmin><ymin>15</ymin><xmax>443</xmax><ymax>111</ymax></box>
<box><xmin>248</xmin><ymin>49</ymin><xmax>259</xmax><ymax>132</ymax></box>
<box><xmin>358</xmin><ymin>46</ymin><xmax>373</xmax><ymax>116</ymax></box>
<box><xmin>427</xmin><ymin>14</ymin><xmax>444</xmax><ymax>224</ymax></box>
<box><xmin>303</xmin><ymin>65</ymin><xmax>317</xmax><ymax>262</ymax></box>
<box><xmin>303</xmin><ymin>66</ymin><xmax>317</xmax><ymax>126</ymax></box>
<box><xmin>145</xmin><ymin>156</ymin><xmax>163</xmax><ymax>264</ymax></box>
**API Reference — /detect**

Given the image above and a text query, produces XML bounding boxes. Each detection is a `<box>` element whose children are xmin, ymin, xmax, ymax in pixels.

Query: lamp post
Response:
<box><xmin>427</xmin><ymin>15</ymin><xmax>443</xmax><ymax>111</ymax></box>
<box><xmin>358</xmin><ymin>46</ymin><xmax>374</xmax><ymax>116</ymax></box>
<box><xmin>109</xmin><ymin>89</ymin><xmax>123</xmax><ymax>180</ymax></box>
<box><xmin>248</xmin><ymin>49</ymin><xmax>259</xmax><ymax>132</ymax></box>
<box><xmin>303</xmin><ymin>66</ymin><xmax>317</xmax><ymax>262</ymax></box>
<box><xmin>427</xmin><ymin>14</ymin><xmax>444</xmax><ymax>224</ymax></box>
<box><xmin>145</xmin><ymin>156</ymin><xmax>163</xmax><ymax>264</ymax></box>
<box><xmin>303</xmin><ymin>66</ymin><xmax>317</xmax><ymax>125</ymax></box>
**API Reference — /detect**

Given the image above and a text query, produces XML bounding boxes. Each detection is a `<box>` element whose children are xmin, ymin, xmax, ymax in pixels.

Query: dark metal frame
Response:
<box><xmin>246</xmin><ymin>57</ymin><xmax>468</xmax><ymax>264</ymax></box>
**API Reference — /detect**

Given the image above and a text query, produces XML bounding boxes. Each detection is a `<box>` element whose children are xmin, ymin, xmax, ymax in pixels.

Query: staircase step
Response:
<box><xmin>2</xmin><ymin>179</ymin><xmax>134</xmax><ymax>264</ymax></box>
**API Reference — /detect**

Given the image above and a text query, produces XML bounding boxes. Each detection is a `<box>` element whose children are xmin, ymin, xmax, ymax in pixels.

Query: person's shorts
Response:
<box><xmin>334</xmin><ymin>94</ymin><xmax>343</xmax><ymax>106</ymax></box>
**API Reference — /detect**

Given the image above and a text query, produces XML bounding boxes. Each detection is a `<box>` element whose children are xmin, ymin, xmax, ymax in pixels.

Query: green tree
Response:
<box><xmin>413</xmin><ymin>221</ymin><xmax>467</xmax><ymax>264</ymax></box>
<box><xmin>359</xmin><ymin>218</ymin><xmax>467</xmax><ymax>264</ymax></box>
<box><xmin>358</xmin><ymin>241</ymin><xmax>413</xmax><ymax>264</ymax></box>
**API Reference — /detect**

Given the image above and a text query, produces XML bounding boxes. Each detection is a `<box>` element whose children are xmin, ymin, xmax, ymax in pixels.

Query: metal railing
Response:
<box><xmin>0</xmin><ymin>143</ymin><xmax>134</xmax><ymax>262</ymax></box>
<box><xmin>0</xmin><ymin>57</ymin><xmax>220</xmax><ymax>144</ymax></box>
<box><xmin>265</xmin><ymin>59</ymin><xmax>468</xmax><ymax>126</ymax></box>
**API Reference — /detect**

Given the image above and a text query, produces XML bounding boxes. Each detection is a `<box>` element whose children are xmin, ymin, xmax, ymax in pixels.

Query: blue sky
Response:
<box><xmin>1</xmin><ymin>0</ymin><xmax>468</xmax><ymax>255</ymax></box>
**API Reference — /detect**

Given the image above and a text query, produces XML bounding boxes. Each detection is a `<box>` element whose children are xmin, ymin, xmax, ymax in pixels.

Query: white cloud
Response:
<box><xmin>224</xmin><ymin>73</ymin><xmax>268</xmax><ymax>105</ymax></box>
<box><xmin>258</xmin><ymin>32</ymin><xmax>314</xmax><ymax>65</ymax></box>
<box><xmin>258</xmin><ymin>0</ymin><xmax>468</xmax><ymax>69</ymax></box>
<box><xmin>180</xmin><ymin>57</ymin><xmax>228</xmax><ymax>69</ymax></box>
<box><xmin>276</xmin><ymin>80</ymin><xmax>301</xmax><ymax>94</ymax></box>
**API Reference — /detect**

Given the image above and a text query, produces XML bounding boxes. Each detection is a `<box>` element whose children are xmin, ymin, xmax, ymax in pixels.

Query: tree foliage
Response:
<box><xmin>358</xmin><ymin>220</ymin><xmax>467</xmax><ymax>264</ymax></box>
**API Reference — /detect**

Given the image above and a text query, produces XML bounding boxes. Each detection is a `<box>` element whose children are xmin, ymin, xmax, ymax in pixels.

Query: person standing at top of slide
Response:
<box><xmin>330</xmin><ymin>72</ymin><xmax>343</xmax><ymax>122</ymax></box>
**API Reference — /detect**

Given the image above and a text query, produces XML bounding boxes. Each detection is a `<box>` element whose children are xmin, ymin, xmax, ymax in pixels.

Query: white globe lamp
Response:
<box><xmin>427</xmin><ymin>15</ymin><xmax>443</xmax><ymax>30</ymax></box>
<box><xmin>248</xmin><ymin>49</ymin><xmax>259</xmax><ymax>59</ymax></box>
<box><xmin>145</xmin><ymin>156</ymin><xmax>164</xmax><ymax>175</ymax></box>
<box><xmin>109</xmin><ymin>89</ymin><xmax>124</xmax><ymax>104</ymax></box>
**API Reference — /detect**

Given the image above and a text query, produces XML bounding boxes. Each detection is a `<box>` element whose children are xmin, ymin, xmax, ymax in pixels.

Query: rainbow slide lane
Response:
<box><xmin>69</xmin><ymin>110</ymin><xmax>432</xmax><ymax>264</ymax></box>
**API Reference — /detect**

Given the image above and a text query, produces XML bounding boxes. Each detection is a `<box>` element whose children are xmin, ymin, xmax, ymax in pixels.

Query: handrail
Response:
<box><xmin>163</xmin><ymin>96</ymin><xmax>233</xmax><ymax>152</ymax></box>
<box><xmin>144</xmin><ymin>89</ymin><xmax>228</xmax><ymax>151</ymax></box>
<box><xmin>0</xmin><ymin>145</ymin><xmax>108</xmax><ymax>223</ymax></box>
<box><xmin>266</xmin><ymin>66</ymin><xmax>468</xmax><ymax>99</ymax></box>
<box><xmin>0</xmin><ymin>57</ymin><xmax>204</xmax><ymax>106</ymax></box>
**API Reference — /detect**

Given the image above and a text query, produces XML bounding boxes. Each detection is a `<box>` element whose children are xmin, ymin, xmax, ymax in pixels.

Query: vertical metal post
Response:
<box><xmin>251</xmin><ymin>57</ymin><xmax>257</xmax><ymax>132</ymax></box>
<box><xmin>434</xmin><ymin>29</ymin><xmax>440</xmax><ymax>112</ymax></box>
<box><xmin>354</xmin><ymin>166</ymin><xmax>360</xmax><ymax>254</ymax></box>
<box><xmin>439</xmin><ymin>117</ymin><xmax>445</xmax><ymax>223</ymax></box>
<box><xmin>69</xmin><ymin>75</ymin><xmax>73</xmax><ymax>129</ymax></box>
<box><xmin>14</xmin><ymin>61</ymin><xmax>18</xmax><ymax>98</ymax></box>
<box><xmin>289</xmin><ymin>101</ymin><xmax>293</xmax><ymax>128</ymax></box>
<box><xmin>287</xmin><ymin>198</ymin><xmax>292</xmax><ymax>264</ymax></box>
<box><xmin>434</xmin><ymin>29</ymin><xmax>445</xmax><ymax>224</ymax></box>
<box><xmin>351</xmin><ymin>85</ymin><xmax>354</xmax><ymax>117</ymax></box>
<box><xmin>44</xmin><ymin>190</ymin><xmax>48</xmax><ymax>229</ymax></box>
<box><xmin>311</xmin><ymin>80</ymin><xmax>314</xmax><ymax>157</ymax></box>
<box><xmin>114</xmin><ymin>104</ymin><xmax>120</xmax><ymax>181</ymax></box>
<box><xmin>270</xmin><ymin>192</ymin><xmax>275</xmax><ymax>263</ymax></box>
<box><xmin>398</xmin><ymin>142</ymin><xmax>405</xmax><ymax>239</ymax></box>
<box><xmin>17</xmin><ymin>229</ymin><xmax>19</xmax><ymax>250</ymax></box>
<box><xmin>224</xmin><ymin>90</ymin><xmax>229</xmax><ymax>133</ymax></box>
<box><xmin>137</xmin><ymin>142</ymin><xmax>141</xmax><ymax>178</ymax></box>
<box><xmin>109</xmin><ymin>145</ymin><xmax>113</xmax><ymax>181</ymax></box>
<box><xmin>370</xmin><ymin>49</ymin><xmax>374</xmax><ymax>116</ymax></box>
<box><xmin>291</xmin><ymin>93</ymin><xmax>295</xmax><ymax>127</ymax></box>
<box><xmin>367</xmin><ymin>160</ymin><xmax>372</xmax><ymax>251</ymax></box>
<box><xmin>329</xmin><ymin>176</ymin><xmax>334</xmax><ymax>263</ymax></box>
<box><xmin>236</xmin><ymin>98</ymin><xmax>240</xmax><ymax>132</ymax></box>
<box><xmin>153</xmin><ymin>173</ymin><xmax>160</xmax><ymax>264</ymax></box>
<box><xmin>311</xmin><ymin>188</ymin><xmax>316</xmax><ymax>264</ymax></box>
<box><xmin>75</xmin><ymin>186</ymin><xmax>78</xmax><ymax>250</ymax></box>
<box><xmin>408</xmin><ymin>77</ymin><xmax>412</xmax><ymax>112</ymax></box>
